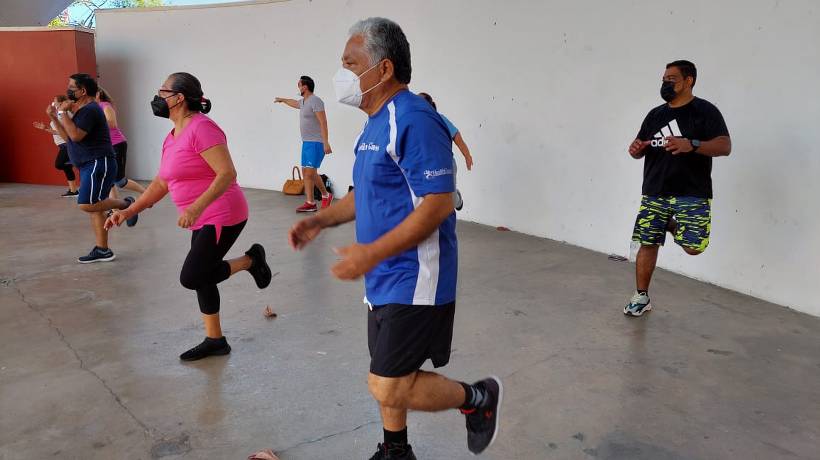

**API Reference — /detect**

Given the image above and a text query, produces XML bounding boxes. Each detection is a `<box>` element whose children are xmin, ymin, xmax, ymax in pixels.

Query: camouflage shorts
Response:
<box><xmin>631</xmin><ymin>195</ymin><xmax>712</xmax><ymax>251</ymax></box>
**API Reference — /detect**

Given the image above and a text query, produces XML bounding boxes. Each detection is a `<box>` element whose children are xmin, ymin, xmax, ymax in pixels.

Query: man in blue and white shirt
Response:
<box><xmin>288</xmin><ymin>17</ymin><xmax>502</xmax><ymax>460</ymax></box>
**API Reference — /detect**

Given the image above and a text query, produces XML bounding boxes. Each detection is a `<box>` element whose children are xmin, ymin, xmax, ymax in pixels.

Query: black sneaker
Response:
<box><xmin>245</xmin><ymin>243</ymin><xmax>272</xmax><ymax>289</ymax></box>
<box><xmin>179</xmin><ymin>336</ymin><xmax>231</xmax><ymax>361</ymax></box>
<box><xmin>368</xmin><ymin>443</ymin><xmax>416</xmax><ymax>460</ymax></box>
<box><xmin>123</xmin><ymin>196</ymin><xmax>139</xmax><ymax>227</ymax></box>
<box><xmin>78</xmin><ymin>246</ymin><xmax>116</xmax><ymax>264</ymax></box>
<box><xmin>61</xmin><ymin>190</ymin><xmax>78</xmax><ymax>198</ymax></box>
<box><xmin>461</xmin><ymin>376</ymin><xmax>503</xmax><ymax>455</ymax></box>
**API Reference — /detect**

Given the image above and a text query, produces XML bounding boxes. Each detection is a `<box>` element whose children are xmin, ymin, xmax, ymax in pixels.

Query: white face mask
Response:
<box><xmin>332</xmin><ymin>62</ymin><xmax>382</xmax><ymax>107</ymax></box>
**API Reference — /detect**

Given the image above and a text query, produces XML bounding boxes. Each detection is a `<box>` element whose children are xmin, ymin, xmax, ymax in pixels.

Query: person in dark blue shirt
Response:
<box><xmin>48</xmin><ymin>73</ymin><xmax>138</xmax><ymax>263</ymax></box>
<box><xmin>286</xmin><ymin>17</ymin><xmax>501</xmax><ymax>459</ymax></box>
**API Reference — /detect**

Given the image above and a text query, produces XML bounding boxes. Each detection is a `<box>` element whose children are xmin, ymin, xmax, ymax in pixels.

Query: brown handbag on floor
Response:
<box><xmin>282</xmin><ymin>166</ymin><xmax>304</xmax><ymax>195</ymax></box>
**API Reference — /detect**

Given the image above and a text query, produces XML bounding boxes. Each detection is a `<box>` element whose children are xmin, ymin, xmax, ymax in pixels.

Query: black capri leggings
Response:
<box><xmin>113</xmin><ymin>142</ymin><xmax>128</xmax><ymax>188</ymax></box>
<box><xmin>179</xmin><ymin>220</ymin><xmax>247</xmax><ymax>315</ymax></box>
<box><xmin>55</xmin><ymin>144</ymin><xmax>75</xmax><ymax>181</ymax></box>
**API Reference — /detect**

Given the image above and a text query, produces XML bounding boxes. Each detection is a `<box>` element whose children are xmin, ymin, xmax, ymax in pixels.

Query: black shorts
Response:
<box><xmin>113</xmin><ymin>142</ymin><xmax>128</xmax><ymax>187</ymax></box>
<box><xmin>368</xmin><ymin>302</ymin><xmax>456</xmax><ymax>378</ymax></box>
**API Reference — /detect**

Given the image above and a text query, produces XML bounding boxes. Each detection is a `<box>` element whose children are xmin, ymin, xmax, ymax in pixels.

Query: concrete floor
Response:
<box><xmin>1</xmin><ymin>183</ymin><xmax>819</xmax><ymax>460</ymax></box>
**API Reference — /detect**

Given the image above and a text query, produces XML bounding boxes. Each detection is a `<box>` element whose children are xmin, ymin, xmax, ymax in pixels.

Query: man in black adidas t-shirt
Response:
<box><xmin>624</xmin><ymin>60</ymin><xmax>732</xmax><ymax>317</ymax></box>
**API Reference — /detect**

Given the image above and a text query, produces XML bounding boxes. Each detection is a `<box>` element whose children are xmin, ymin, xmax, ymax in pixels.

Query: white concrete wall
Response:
<box><xmin>95</xmin><ymin>0</ymin><xmax>820</xmax><ymax>316</ymax></box>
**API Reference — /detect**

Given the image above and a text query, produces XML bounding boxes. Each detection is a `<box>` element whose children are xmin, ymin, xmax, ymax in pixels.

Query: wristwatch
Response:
<box><xmin>691</xmin><ymin>139</ymin><xmax>701</xmax><ymax>152</ymax></box>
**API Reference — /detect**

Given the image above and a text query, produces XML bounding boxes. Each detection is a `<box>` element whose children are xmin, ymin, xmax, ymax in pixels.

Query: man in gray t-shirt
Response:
<box><xmin>275</xmin><ymin>75</ymin><xmax>333</xmax><ymax>212</ymax></box>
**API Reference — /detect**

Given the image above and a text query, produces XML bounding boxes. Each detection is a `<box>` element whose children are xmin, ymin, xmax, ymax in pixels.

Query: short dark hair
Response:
<box><xmin>168</xmin><ymin>72</ymin><xmax>212</xmax><ymax>114</ymax></box>
<box><xmin>299</xmin><ymin>76</ymin><xmax>315</xmax><ymax>93</ymax></box>
<box><xmin>666</xmin><ymin>60</ymin><xmax>697</xmax><ymax>87</ymax></box>
<box><xmin>69</xmin><ymin>73</ymin><xmax>98</xmax><ymax>97</ymax></box>
<box><xmin>350</xmin><ymin>17</ymin><xmax>412</xmax><ymax>84</ymax></box>
<box><xmin>418</xmin><ymin>92</ymin><xmax>436</xmax><ymax>111</ymax></box>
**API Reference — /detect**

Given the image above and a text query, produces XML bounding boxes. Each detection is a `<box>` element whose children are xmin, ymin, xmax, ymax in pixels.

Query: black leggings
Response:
<box><xmin>179</xmin><ymin>220</ymin><xmax>247</xmax><ymax>315</ymax></box>
<box><xmin>113</xmin><ymin>142</ymin><xmax>128</xmax><ymax>188</ymax></box>
<box><xmin>55</xmin><ymin>144</ymin><xmax>75</xmax><ymax>181</ymax></box>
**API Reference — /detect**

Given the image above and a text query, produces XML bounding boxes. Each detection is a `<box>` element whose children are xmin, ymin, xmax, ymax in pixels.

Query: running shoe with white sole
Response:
<box><xmin>624</xmin><ymin>292</ymin><xmax>652</xmax><ymax>317</ymax></box>
<box><xmin>78</xmin><ymin>246</ymin><xmax>116</xmax><ymax>264</ymax></box>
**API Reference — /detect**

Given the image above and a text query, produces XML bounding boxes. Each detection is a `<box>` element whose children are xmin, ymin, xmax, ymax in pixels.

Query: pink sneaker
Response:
<box><xmin>296</xmin><ymin>201</ymin><xmax>318</xmax><ymax>213</ymax></box>
<box><xmin>321</xmin><ymin>193</ymin><xmax>333</xmax><ymax>209</ymax></box>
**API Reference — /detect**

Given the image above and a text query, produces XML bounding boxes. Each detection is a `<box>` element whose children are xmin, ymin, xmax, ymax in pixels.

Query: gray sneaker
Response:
<box><xmin>624</xmin><ymin>292</ymin><xmax>652</xmax><ymax>317</ymax></box>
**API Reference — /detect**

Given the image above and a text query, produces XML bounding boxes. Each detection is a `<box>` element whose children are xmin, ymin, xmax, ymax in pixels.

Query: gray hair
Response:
<box><xmin>349</xmin><ymin>17</ymin><xmax>412</xmax><ymax>84</ymax></box>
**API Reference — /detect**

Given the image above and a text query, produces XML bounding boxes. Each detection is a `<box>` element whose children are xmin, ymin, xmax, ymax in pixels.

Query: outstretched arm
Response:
<box><xmin>274</xmin><ymin>97</ymin><xmax>300</xmax><ymax>109</ymax></box>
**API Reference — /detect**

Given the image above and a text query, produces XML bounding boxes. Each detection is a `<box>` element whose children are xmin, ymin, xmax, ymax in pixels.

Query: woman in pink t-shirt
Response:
<box><xmin>106</xmin><ymin>72</ymin><xmax>272</xmax><ymax>361</ymax></box>
<box><xmin>96</xmin><ymin>88</ymin><xmax>146</xmax><ymax>197</ymax></box>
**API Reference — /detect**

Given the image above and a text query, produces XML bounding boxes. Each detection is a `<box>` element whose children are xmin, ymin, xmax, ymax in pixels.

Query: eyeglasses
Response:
<box><xmin>157</xmin><ymin>88</ymin><xmax>179</xmax><ymax>97</ymax></box>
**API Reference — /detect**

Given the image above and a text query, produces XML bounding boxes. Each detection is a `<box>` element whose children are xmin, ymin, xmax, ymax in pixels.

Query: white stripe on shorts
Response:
<box><xmin>98</xmin><ymin>157</ymin><xmax>108</xmax><ymax>201</ymax></box>
<box><xmin>89</xmin><ymin>159</ymin><xmax>97</xmax><ymax>203</ymax></box>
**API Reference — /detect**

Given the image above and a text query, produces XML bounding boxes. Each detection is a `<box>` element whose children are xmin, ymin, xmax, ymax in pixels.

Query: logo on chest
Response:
<box><xmin>650</xmin><ymin>119</ymin><xmax>682</xmax><ymax>147</ymax></box>
<box><xmin>358</xmin><ymin>142</ymin><xmax>380</xmax><ymax>152</ymax></box>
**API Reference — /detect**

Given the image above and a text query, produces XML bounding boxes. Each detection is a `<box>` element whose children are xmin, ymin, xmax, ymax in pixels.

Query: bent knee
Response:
<box><xmin>179</xmin><ymin>271</ymin><xmax>202</xmax><ymax>291</ymax></box>
<box><xmin>368</xmin><ymin>373</ymin><xmax>415</xmax><ymax>407</ymax></box>
<box><xmin>683</xmin><ymin>247</ymin><xmax>704</xmax><ymax>256</ymax></box>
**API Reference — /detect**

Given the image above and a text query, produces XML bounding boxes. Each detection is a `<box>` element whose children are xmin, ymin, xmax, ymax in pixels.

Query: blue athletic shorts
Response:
<box><xmin>77</xmin><ymin>156</ymin><xmax>117</xmax><ymax>205</ymax></box>
<box><xmin>301</xmin><ymin>141</ymin><xmax>324</xmax><ymax>169</ymax></box>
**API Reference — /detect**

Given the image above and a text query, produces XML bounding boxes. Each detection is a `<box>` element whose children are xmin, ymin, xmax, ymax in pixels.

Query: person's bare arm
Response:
<box><xmin>47</xmin><ymin>102</ymin><xmax>86</xmax><ymax>142</ymax></box>
<box><xmin>665</xmin><ymin>136</ymin><xmax>732</xmax><ymax>157</ymax></box>
<box><xmin>289</xmin><ymin>191</ymin><xmax>356</xmax><ymax>250</ymax></box>
<box><xmin>105</xmin><ymin>176</ymin><xmax>168</xmax><ymax>229</ymax></box>
<box><xmin>315</xmin><ymin>110</ymin><xmax>332</xmax><ymax>154</ymax></box>
<box><xmin>453</xmin><ymin>132</ymin><xmax>472</xmax><ymax>170</ymax></box>
<box><xmin>33</xmin><ymin>121</ymin><xmax>61</xmax><ymax>136</ymax></box>
<box><xmin>332</xmin><ymin>193</ymin><xmax>453</xmax><ymax>280</ymax></box>
<box><xmin>177</xmin><ymin>144</ymin><xmax>237</xmax><ymax>228</ymax></box>
<box><xmin>102</xmin><ymin>105</ymin><xmax>119</xmax><ymax>130</ymax></box>
<box><xmin>274</xmin><ymin>97</ymin><xmax>300</xmax><ymax>109</ymax></box>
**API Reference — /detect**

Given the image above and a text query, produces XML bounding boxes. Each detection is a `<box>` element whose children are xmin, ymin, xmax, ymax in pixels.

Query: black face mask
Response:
<box><xmin>67</xmin><ymin>89</ymin><xmax>79</xmax><ymax>102</ymax></box>
<box><xmin>151</xmin><ymin>95</ymin><xmax>179</xmax><ymax>118</ymax></box>
<box><xmin>660</xmin><ymin>81</ymin><xmax>677</xmax><ymax>102</ymax></box>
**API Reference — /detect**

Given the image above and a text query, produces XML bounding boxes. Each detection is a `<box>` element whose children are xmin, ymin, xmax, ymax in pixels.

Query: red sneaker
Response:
<box><xmin>321</xmin><ymin>193</ymin><xmax>333</xmax><ymax>209</ymax></box>
<box><xmin>296</xmin><ymin>201</ymin><xmax>318</xmax><ymax>213</ymax></box>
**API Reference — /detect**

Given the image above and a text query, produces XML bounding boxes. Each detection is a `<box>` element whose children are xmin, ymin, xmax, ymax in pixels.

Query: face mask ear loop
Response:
<box><xmin>168</xmin><ymin>94</ymin><xmax>183</xmax><ymax>112</ymax></box>
<box><xmin>358</xmin><ymin>60</ymin><xmax>385</xmax><ymax>96</ymax></box>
